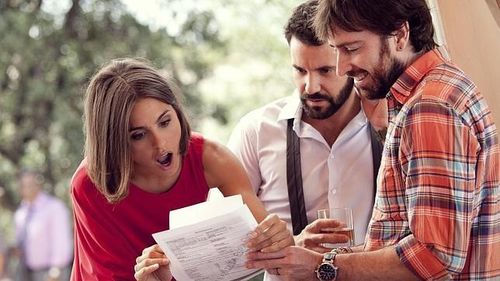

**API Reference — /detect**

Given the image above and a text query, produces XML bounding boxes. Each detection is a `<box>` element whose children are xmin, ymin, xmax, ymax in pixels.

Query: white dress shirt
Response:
<box><xmin>14</xmin><ymin>192</ymin><xmax>73</xmax><ymax>270</ymax></box>
<box><xmin>227</xmin><ymin>95</ymin><xmax>375</xmax><ymax>246</ymax></box>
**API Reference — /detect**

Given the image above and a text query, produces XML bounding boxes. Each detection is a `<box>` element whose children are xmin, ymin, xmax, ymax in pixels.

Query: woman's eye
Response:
<box><xmin>131</xmin><ymin>132</ymin><xmax>145</xmax><ymax>141</ymax></box>
<box><xmin>159</xmin><ymin>119</ymin><xmax>171</xmax><ymax>127</ymax></box>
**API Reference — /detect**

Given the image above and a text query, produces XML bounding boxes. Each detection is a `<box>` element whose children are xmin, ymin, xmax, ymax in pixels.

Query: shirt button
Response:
<box><xmin>331</xmin><ymin>189</ymin><xmax>337</xmax><ymax>194</ymax></box>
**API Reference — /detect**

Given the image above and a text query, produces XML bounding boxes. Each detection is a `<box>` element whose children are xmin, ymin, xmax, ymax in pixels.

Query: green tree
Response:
<box><xmin>0</xmin><ymin>0</ymin><xmax>302</xmax><ymax>244</ymax></box>
<box><xmin>0</xmin><ymin>0</ymin><xmax>226</xmax><ymax>234</ymax></box>
<box><xmin>196</xmin><ymin>0</ymin><xmax>301</xmax><ymax>142</ymax></box>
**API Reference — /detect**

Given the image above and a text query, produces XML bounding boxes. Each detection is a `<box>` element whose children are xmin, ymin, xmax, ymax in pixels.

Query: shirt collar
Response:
<box><xmin>21</xmin><ymin>191</ymin><xmax>49</xmax><ymax>209</ymax></box>
<box><xmin>390</xmin><ymin>46</ymin><xmax>451</xmax><ymax>105</ymax></box>
<box><xmin>277</xmin><ymin>92</ymin><xmax>302</xmax><ymax>122</ymax></box>
<box><xmin>277</xmin><ymin>91</ymin><xmax>367</xmax><ymax>135</ymax></box>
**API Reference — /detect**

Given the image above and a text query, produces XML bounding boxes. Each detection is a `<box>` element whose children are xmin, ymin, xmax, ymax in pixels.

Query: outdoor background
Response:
<box><xmin>0</xmin><ymin>0</ymin><xmax>499</xmax><ymax>278</ymax></box>
<box><xmin>0</xmin><ymin>0</ymin><xmax>301</xmax><ymax>242</ymax></box>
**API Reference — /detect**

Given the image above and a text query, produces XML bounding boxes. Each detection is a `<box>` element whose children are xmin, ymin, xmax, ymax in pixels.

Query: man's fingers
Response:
<box><xmin>308</xmin><ymin>219</ymin><xmax>343</xmax><ymax>233</ymax></box>
<box><xmin>248</xmin><ymin>214</ymin><xmax>288</xmax><ymax>248</ymax></box>
<box><xmin>258</xmin><ymin>225</ymin><xmax>289</xmax><ymax>247</ymax></box>
<box><xmin>247</xmin><ymin>256</ymin><xmax>285</xmax><ymax>269</ymax></box>
<box><xmin>260</xmin><ymin>232</ymin><xmax>294</xmax><ymax>253</ymax></box>
<box><xmin>252</xmin><ymin>214</ymin><xmax>282</xmax><ymax>238</ymax></box>
<box><xmin>247</xmin><ymin>248</ymin><xmax>286</xmax><ymax>261</ymax></box>
<box><xmin>317</xmin><ymin>232</ymin><xmax>349</xmax><ymax>243</ymax></box>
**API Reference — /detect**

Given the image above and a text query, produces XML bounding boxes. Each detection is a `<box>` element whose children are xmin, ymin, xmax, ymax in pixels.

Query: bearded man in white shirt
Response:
<box><xmin>227</xmin><ymin>1</ymin><xmax>384</xmax><ymax>278</ymax></box>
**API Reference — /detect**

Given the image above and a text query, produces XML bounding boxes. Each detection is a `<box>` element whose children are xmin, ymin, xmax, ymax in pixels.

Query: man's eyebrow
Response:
<box><xmin>332</xmin><ymin>40</ymin><xmax>362</xmax><ymax>49</ymax></box>
<box><xmin>317</xmin><ymin>66</ymin><xmax>337</xmax><ymax>71</ymax></box>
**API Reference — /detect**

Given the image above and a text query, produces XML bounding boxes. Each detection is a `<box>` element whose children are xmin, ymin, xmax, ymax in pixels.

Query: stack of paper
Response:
<box><xmin>152</xmin><ymin>195</ymin><xmax>263</xmax><ymax>281</ymax></box>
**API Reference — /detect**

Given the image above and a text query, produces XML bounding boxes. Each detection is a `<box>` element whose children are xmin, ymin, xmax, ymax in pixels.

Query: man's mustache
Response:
<box><xmin>346</xmin><ymin>69</ymin><xmax>367</xmax><ymax>78</ymax></box>
<box><xmin>302</xmin><ymin>93</ymin><xmax>330</xmax><ymax>100</ymax></box>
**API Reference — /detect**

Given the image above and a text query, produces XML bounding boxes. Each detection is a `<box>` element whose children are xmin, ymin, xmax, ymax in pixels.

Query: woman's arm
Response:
<box><xmin>202</xmin><ymin>139</ymin><xmax>294</xmax><ymax>252</ymax></box>
<box><xmin>203</xmin><ymin>138</ymin><xmax>267</xmax><ymax>221</ymax></box>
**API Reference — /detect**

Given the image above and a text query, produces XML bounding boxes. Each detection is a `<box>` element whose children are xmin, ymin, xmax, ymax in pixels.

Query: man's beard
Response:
<box><xmin>349</xmin><ymin>38</ymin><xmax>406</xmax><ymax>100</ymax></box>
<box><xmin>300</xmin><ymin>78</ymin><xmax>354</xmax><ymax>119</ymax></box>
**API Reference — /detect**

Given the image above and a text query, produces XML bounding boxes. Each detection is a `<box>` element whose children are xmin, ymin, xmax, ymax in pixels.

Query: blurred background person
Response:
<box><xmin>0</xmin><ymin>231</ymin><xmax>7</xmax><ymax>280</ymax></box>
<box><xmin>14</xmin><ymin>171</ymin><xmax>72</xmax><ymax>281</ymax></box>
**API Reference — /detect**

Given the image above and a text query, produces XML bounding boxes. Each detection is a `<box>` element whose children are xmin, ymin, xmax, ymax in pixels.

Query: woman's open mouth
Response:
<box><xmin>156</xmin><ymin>152</ymin><xmax>173</xmax><ymax>167</ymax></box>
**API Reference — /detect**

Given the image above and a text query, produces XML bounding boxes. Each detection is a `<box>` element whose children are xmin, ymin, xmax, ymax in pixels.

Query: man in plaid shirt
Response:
<box><xmin>245</xmin><ymin>0</ymin><xmax>499</xmax><ymax>280</ymax></box>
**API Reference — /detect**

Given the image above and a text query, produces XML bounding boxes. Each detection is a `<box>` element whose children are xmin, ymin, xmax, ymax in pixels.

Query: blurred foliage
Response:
<box><xmin>0</xmin><ymin>0</ymin><xmax>226</xmax><ymax>238</ymax></box>
<box><xmin>0</xmin><ymin>0</ymin><xmax>300</xmax><ymax>242</ymax></box>
<box><xmin>197</xmin><ymin>0</ymin><xmax>300</xmax><ymax>141</ymax></box>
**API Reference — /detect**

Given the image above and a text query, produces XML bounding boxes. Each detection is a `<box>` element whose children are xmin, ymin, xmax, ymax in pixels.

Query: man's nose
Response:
<box><xmin>305</xmin><ymin>74</ymin><xmax>320</xmax><ymax>94</ymax></box>
<box><xmin>336</xmin><ymin>52</ymin><xmax>352</xmax><ymax>77</ymax></box>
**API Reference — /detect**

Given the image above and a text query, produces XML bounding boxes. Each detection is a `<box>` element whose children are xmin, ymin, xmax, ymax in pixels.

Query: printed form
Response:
<box><xmin>153</xmin><ymin>195</ymin><xmax>263</xmax><ymax>281</ymax></box>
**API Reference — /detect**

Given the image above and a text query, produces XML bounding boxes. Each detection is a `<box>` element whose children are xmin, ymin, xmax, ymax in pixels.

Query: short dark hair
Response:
<box><xmin>314</xmin><ymin>0</ymin><xmax>437</xmax><ymax>52</ymax></box>
<box><xmin>284</xmin><ymin>0</ymin><xmax>323</xmax><ymax>46</ymax></box>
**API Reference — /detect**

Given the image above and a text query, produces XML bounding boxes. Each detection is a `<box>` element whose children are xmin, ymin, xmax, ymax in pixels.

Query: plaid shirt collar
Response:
<box><xmin>389</xmin><ymin>46</ymin><xmax>451</xmax><ymax>105</ymax></box>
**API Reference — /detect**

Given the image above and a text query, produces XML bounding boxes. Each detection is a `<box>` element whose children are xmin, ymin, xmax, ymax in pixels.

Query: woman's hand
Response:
<box><xmin>134</xmin><ymin>244</ymin><xmax>172</xmax><ymax>281</ymax></box>
<box><xmin>247</xmin><ymin>214</ymin><xmax>294</xmax><ymax>253</ymax></box>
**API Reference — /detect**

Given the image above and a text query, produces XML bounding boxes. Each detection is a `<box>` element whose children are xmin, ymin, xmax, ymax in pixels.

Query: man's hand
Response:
<box><xmin>295</xmin><ymin>219</ymin><xmax>349</xmax><ymax>253</ymax></box>
<box><xmin>246</xmin><ymin>246</ymin><xmax>323</xmax><ymax>281</ymax></box>
<box><xmin>247</xmin><ymin>214</ymin><xmax>295</xmax><ymax>253</ymax></box>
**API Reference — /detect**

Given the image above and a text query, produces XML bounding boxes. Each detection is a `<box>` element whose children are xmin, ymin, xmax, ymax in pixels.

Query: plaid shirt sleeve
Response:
<box><xmin>395</xmin><ymin>97</ymin><xmax>480</xmax><ymax>279</ymax></box>
<box><xmin>367</xmin><ymin>48</ymin><xmax>499</xmax><ymax>280</ymax></box>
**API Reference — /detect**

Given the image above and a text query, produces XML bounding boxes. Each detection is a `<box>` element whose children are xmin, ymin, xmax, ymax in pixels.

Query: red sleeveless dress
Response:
<box><xmin>70</xmin><ymin>133</ymin><xmax>209</xmax><ymax>280</ymax></box>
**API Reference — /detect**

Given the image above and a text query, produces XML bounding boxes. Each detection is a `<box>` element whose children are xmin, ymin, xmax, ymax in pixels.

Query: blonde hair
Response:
<box><xmin>83</xmin><ymin>58</ymin><xmax>191</xmax><ymax>203</ymax></box>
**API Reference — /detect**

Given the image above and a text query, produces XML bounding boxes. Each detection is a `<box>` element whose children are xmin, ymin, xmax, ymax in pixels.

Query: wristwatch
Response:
<box><xmin>315</xmin><ymin>251</ymin><xmax>338</xmax><ymax>281</ymax></box>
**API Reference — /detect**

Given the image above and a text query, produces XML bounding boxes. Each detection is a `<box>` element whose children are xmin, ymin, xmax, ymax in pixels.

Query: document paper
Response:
<box><xmin>152</xmin><ymin>195</ymin><xmax>263</xmax><ymax>281</ymax></box>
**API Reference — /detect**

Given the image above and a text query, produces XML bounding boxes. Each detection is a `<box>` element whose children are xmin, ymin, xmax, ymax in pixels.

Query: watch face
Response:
<box><xmin>317</xmin><ymin>263</ymin><xmax>337</xmax><ymax>280</ymax></box>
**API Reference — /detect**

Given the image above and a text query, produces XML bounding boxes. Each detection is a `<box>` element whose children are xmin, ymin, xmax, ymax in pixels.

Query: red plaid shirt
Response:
<box><xmin>365</xmin><ymin>47</ymin><xmax>500</xmax><ymax>280</ymax></box>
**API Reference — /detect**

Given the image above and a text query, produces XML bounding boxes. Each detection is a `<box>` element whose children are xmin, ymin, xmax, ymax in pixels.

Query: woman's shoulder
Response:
<box><xmin>196</xmin><ymin>135</ymin><xmax>227</xmax><ymax>159</ymax></box>
<box><xmin>189</xmin><ymin>132</ymin><xmax>204</xmax><ymax>148</ymax></box>
<box><xmin>188</xmin><ymin>132</ymin><xmax>209</xmax><ymax>159</ymax></box>
<box><xmin>70</xmin><ymin>159</ymin><xmax>98</xmax><ymax>197</ymax></box>
<box><xmin>71</xmin><ymin>159</ymin><xmax>91</xmax><ymax>185</ymax></box>
<box><xmin>189</xmin><ymin>132</ymin><xmax>230</xmax><ymax>156</ymax></box>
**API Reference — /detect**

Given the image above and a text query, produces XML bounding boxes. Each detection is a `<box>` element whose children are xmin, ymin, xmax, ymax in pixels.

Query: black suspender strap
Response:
<box><xmin>286</xmin><ymin>119</ymin><xmax>308</xmax><ymax>235</ymax></box>
<box><xmin>368</xmin><ymin>123</ymin><xmax>384</xmax><ymax>199</ymax></box>
<box><xmin>285</xmin><ymin>119</ymin><xmax>383</xmax><ymax>235</ymax></box>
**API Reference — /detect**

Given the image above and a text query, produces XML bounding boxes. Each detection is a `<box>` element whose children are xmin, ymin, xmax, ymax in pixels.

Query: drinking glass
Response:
<box><xmin>317</xmin><ymin>207</ymin><xmax>355</xmax><ymax>247</ymax></box>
